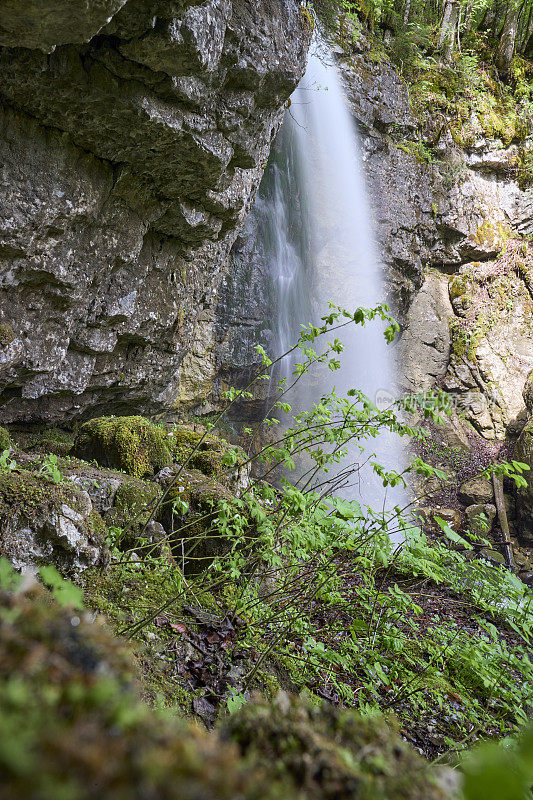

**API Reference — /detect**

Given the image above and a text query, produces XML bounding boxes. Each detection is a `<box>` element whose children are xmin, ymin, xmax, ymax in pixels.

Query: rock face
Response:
<box><xmin>442</xmin><ymin>245</ymin><xmax>533</xmax><ymax>439</ymax></box>
<box><xmin>397</xmin><ymin>272</ymin><xmax>453</xmax><ymax>394</ymax></box>
<box><xmin>0</xmin><ymin>0</ymin><xmax>307</xmax><ymax>423</ymax></box>
<box><xmin>213</xmin><ymin>20</ymin><xmax>533</xmax><ymax>423</ymax></box>
<box><xmin>0</xmin><ymin>470</ymin><xmax>108</xmax><ymax>574</ymax></box>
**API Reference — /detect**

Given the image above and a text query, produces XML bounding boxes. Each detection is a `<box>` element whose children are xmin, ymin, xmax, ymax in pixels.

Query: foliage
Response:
<box><xmin>0</xmin><ymin>450</ymin><xmax>16</xmax><ymax>475</ymax></box>
<box><xmin>0</xmin><ymin>427</ymin><xmax>11</xmax><ymax>452</ymax></box>
<box><xmin>38</xmin><ymin>453</ymin><xmax>63</xmax><ymax>484</ymax></box>
<box><xmin>461</xmin><ymin>725</ymin><xmax>533</xmax><ymax>800</ymax></box>
<box><xmin>106</xmin><ymin>305</ymin><xmax>532</xmax><ymax>757</ymax></box>
<box><xmin>38</xmin><ymin>564</ymin><xmax>85</xmax><ymax>609</ymax></box>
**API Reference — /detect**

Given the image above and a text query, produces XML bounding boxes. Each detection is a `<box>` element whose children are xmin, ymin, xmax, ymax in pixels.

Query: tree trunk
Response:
<box><xmin>518</xmin><ymin>0</ymin><xmax>533</xmax><ymax>51</ymax></box>
<box><xmin>496</xmin><ymin>0</ymin><xmax>523</xmax><ymax>77</ymax></box>
<box><xmin>438</xmin><ymin>0</ymin><xmax>460</xmax><ymax>62</ymax></box>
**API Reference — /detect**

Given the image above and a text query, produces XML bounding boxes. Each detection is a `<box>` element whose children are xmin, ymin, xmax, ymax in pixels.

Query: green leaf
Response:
<box><xmin>0</xmin><ymin>558</ymin><xmax>21</xmax><ymax>591</ymax></box>
<box><xmin>39</xmin><ymin>565</ymin><xmax>84</xmax><ymax>609</ymax></box>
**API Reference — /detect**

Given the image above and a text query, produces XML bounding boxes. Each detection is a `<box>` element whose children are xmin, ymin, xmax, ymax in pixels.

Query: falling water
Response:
<box><xmin>255</xmin><ymin>39</ymin><xmax>409</xmax><ymax>530</ymax></box>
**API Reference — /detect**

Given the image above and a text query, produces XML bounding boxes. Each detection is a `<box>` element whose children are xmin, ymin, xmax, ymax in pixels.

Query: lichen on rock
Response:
<box><xmin>0</xmin><ymin>469</ymin><xmax>108</xmax><ymax>575</ymax></box>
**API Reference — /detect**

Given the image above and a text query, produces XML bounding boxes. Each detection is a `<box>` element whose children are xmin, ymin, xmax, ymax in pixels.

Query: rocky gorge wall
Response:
<box><xmin>0</xmin><ymin>0</ymin><xmax>308</xmax><ymax>423</ymax></box>
<box><xmin>214</xmin><ymin>19</ymin><xmax>533</xmax><ymax>442</ymax></box>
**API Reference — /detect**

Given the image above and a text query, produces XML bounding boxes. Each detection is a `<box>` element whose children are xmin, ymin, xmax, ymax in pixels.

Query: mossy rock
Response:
<box><xmin>104</xmin><ymin>477</ymin><xmax>162</xmax><ymax>532</ymax></box>
<box><xmin>221</xmin><ymin>693</ymin><xmax>452</xmax><ymax>800</ymax></box>
<box><xmin>0</xmin><ymin>581</ymin><xmax>289</xmax><ymax>800</ymax></box>
<box><xmin>171</xmin><ymin>426</ymin><xmax>243</xmax><ymax>478</ymax></box>
<box><xmin>0</xmin><ymin>469</ymin><xmax>108</xmax><ymax>575</ymax></box>
<box><xmin>73</xmin><ymin>416</ymin><xmax>173</xmax><ymax>478</ymax></box>
<box><xmin>34</xmin><ymin>428</ymin><xmax>75</xmax><ymax>456</ymax></box>
<box><xmin>7</xmin><ymin>425</ymin><xmax>74</xmax><ymax>456</ymax></box>
<box><xmin>0</xmin><ymin>426</ymin><xmax>10</xmax><ymax>452</ymax></box>
<box><xmin>161</xmin><ymin>468</ymin><xmax>237</xmax><ymax>574</ymax></box>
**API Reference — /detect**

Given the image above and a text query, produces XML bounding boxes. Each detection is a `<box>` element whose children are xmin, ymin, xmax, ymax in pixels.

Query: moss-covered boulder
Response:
<box><xmin>0</xmin><ymin>469</ymin><xmax>108</xmax><ymax>575</ymax></box>
<box><xmin>73</xmin><ymin>416</ymin><xmax>173</xmax><ymax>478</ymax></box>
<box><xmin>221</xmin><ymin>693</ymin><xmax>454</xmax><ymax>800</ymax></box>
<box><xmin>160</xmin><ymin>467</ymin><xmax>235</xmax><ymax>573</ymax></box>
<box><xmin>104</xmin><ymin>477</ymin><xmax>162</xmax><ymax>531</ymax></box>
<box><xmin>0</xmin><ymin>581</ymin><xmax>278</xmax><ymax>800</ymax></box>
<box><xmin>172</xmin><ymin>425</ymin><xmax>250</xmax><ymax>495</ymax></box>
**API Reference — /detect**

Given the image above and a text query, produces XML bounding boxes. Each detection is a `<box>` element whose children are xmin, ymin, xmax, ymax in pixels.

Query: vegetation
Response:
<box><xmin>309</xmin><ymin>0</ymin><xmax>533</xmax><ymax>81</ymax></box>
<box><xmin>73</xmin><ymin>415</ymin><xmax>173</xmax><ymax>478</ymax></box>
<box><xmin>1</xmin><ymin>309</ymin><xmax>532</xmax><ymax>794</ymax></box>
<box><xmin>74</xmin><ymin>309</ymin><xmax>532</xmax><ymax>763</ymax></box>
<box><xmin>308</xmin><ymin>0</ymin><xmax>533</xmax><ymax>187</ymax></box>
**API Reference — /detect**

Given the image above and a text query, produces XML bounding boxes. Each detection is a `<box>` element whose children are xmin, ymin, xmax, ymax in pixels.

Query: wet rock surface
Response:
<box><xmin>0</xmin><ymin>0</ymin><xmax>307</xmax><ymax>423</ymax></box>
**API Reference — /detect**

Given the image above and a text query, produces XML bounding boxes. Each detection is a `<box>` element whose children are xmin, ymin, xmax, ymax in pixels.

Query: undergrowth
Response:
<box><xmin>93</xmin><ymin>303</ymin><xmax>533</xmax><ymax>759</ymax></box>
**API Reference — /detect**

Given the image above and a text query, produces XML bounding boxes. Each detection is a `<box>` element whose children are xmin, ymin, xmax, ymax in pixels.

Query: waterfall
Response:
<box><xmin>251</xmin><ymin>39</ymin><xmax>409</xmax><ymax>533</ymax></box>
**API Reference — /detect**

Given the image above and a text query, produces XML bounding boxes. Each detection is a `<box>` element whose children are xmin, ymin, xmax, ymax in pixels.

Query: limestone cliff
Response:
<box><xmin>214</xmin><ymin>20</ymin><xmax>533</xmax><ymax>442</ymax></box>
<box><xmin>0</xmin><ymin>0</ymin><xmax>308</xmax><ymax>422</ymax></box>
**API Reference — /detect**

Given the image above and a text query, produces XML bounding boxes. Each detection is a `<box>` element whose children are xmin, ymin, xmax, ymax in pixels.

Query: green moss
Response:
<box><xmin>0</xmin><ymin>323</ymin><xmax>14</xmax><ymax>346</ymax></box>
<box><xmin>0</xmin><ymin>469</ymin><xmax>76</xmax><ymax>521</ymax></box>
<box><xmin>0</xmin><ymin>470</ymin><xmax>108</xmax><ymax>565</ymax></box>
<box><xmin>73</xmin><ymin>416</ymin><xmax>173</xmax><ymax>478</ymax></box>
<box><xmin>474</xmin><ymin>219</ymin><xmax>512</xmax><ymax>250</ymax></box>
<box><xmin>0</xmin><ymin>583</ymin><xmax>284</xmax><ymax>800</ymax></box>
<box><xmin>221</xmin><ymin>694</ymin><xmax>448</xmax><ymax>800</ymax></box>
<box><xmin>0</xmin><ymin>426</ymin><xmax>11</xmax><ymax>452</ymax></box>
<box><xmin>7</xmin><ymin>426</ymin><xmax>75</xmax><ymax>457</ymax></box>
<box><xmin>36</xmin><ymin>428</ymin><xmax>75</xmax><ymax>456</ymax></box>
<box><xmin>105</xmin><ymin>478</ymin><xmax>162</xmax><ymax>531</ymax></box>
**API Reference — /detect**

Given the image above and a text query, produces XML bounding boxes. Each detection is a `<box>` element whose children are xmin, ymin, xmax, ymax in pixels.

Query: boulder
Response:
<box><xmin>436</xmin><ymin>409</ymin><xmax>470</xmax><ymax>450</ymax></box>
<box><xmin>478</xmin><ymin>547</ymin><xmax>506</xmax><ymax>566</ymax></box>
<box><xmin>433</xmin><ymin>508</ymin><xmax>462</xmax><ymax>532</ymax></box>
<box><xmin>0</xmin><ymin>577</ymin><xmax>258</xmax><ymax>800</ymax></box>
<box><xmin>73</xmin><ymin>416</ymin><xmax>173</xmax><ymax>478</ymax></box>
<box><xmin>0</xmin><ymin>469</ymin><xmax>108</xmax><ymax>575</ymax></box>
<box><xmin>464</xmin><ymin>503</ymin><xmax>496</xmax><ymax>538</ymax></box>
<box><xmin>67</xmin><ymin>471</ymin><xmax>122</xmax><ymax>514</ymax></box>
<box><xmin>458</xmin><ymin>476</ymin><xmax>494</xmax><ymax>505</ymax></box>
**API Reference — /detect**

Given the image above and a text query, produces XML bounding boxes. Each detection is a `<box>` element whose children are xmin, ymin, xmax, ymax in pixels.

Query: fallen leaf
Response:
<box><xmin>170</xmin><ymin>621</ymin><xmax>187</xmax><ymax>633</ymax></box>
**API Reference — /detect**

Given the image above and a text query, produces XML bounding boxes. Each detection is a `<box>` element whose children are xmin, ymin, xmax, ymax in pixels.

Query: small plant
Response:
<box><xmin>226</xmin><ymin>690</ymin><xmax>247</xmax><ymax>714</ymax></box>
<box><xmin>0</xmin><ymin>450</ymin><xmax>17</xmax><ymax>475</ymax></box>
<box><xmin>38</xmin><ymin>565</ymin><xmax>84</xmax><ymax>609</ymax></box>
<box><xmin>38</xmin><ymin>453</ymin><xmax>63</xmax><ymax>484</ymax></box>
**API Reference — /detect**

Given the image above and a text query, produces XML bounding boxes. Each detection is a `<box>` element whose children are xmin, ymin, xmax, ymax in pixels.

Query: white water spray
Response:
<box><xmin>260</xmin><ymin>40</ymin><xmax>409</xmax><ymax>532</ymax></box>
